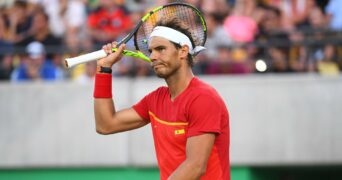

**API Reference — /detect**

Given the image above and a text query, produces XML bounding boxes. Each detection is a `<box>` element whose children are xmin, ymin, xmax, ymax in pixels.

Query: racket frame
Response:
<box><xmin>64</xmin><ymin>3</ymin><xmax>206</xmax><ymax>68</ymax></box>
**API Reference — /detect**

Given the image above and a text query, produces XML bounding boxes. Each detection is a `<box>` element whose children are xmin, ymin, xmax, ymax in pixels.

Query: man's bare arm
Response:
<box><xmin>168</xmin><ymin>133</ymin><xmax>216</xmax><ymax>180</ymax></box>
<box><xmin>94</xmin><ymin>99</ymin><xmax>147</xmax><ymax>134</ymax></box>
<box><xmin>94</xmin><ymin>43</ymin><xmax>148</xmax><ymax>135</ymax></box>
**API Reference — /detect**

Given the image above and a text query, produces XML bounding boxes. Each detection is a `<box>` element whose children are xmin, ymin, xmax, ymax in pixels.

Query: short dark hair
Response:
<box><xmin>14</xmin><ymin>0</ymin><xmax>28</xmax><ymax>9</ymax></box>
<box><xmin>155</xmin><ymin>18</ymin><xmax>195</xmax><ymax>67</ymax></box>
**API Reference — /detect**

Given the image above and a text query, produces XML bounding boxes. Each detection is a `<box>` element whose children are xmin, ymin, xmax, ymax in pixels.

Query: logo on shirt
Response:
<box><xmin>174</xmin><ymin>129</ymin><xmax>185</xmax><ymax>135</ymax></box>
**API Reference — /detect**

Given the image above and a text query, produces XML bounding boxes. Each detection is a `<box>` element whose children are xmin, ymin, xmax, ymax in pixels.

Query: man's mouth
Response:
<box><xmin>152</xmin><ymin>62</ymin><xmax>164</xmax><ymax>69</ymax></box>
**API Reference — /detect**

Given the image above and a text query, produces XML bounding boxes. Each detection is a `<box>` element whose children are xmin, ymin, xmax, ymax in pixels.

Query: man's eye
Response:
<box><xmin>157</xmin><ymin>47</ymin><xmax>165</xmax><ymax>51</ymax></box>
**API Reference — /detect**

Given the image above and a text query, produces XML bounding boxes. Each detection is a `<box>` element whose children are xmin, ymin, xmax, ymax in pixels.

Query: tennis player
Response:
<box><xmin>93</xmin><ymin>18</ymin><xmax>230</xmax><ymax>180</ymax></box>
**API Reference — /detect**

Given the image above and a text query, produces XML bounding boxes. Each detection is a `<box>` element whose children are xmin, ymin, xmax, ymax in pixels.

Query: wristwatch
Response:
<box><xmin>98</xmin><ymin>66</ymin><xmax>112</xmax><ymax>74</ymax></box>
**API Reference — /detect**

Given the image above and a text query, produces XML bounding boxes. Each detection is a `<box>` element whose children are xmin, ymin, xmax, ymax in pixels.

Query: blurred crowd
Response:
<box><xmin>0</xmin><ymin>0</ymin><xmax>341</xmax><ymax>83</ymax></box>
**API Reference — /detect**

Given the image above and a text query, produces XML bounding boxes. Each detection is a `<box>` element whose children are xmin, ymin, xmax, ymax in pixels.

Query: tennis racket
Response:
<box><xmin>64</xmin><ymin>2</ymin><xmax>207</xmax><ymax>68</ymax></box>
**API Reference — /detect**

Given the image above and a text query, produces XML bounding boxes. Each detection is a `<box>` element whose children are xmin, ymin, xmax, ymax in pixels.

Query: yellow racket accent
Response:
<box><xmin>112</xmin><ymin>48</ymin><xmax>151</xmax><ymax>63</ymax></box>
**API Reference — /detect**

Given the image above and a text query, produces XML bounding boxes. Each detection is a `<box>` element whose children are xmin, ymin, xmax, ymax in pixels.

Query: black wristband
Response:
<box><xmin>99</xmin><ymin>66</ymin><xmax>112</xmax><ymax>74</ymax></box>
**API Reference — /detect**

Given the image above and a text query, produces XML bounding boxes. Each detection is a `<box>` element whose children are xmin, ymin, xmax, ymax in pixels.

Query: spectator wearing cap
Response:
<box><xmin>10</xmin><ymin>41</ymin><xmax>64</xmax><ymax>82</ymax></box>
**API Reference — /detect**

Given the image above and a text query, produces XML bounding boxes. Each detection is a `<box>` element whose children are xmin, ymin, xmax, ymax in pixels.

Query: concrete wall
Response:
<box><xmin>0</xmin><ymin>74</ymin><xmax>341</xmax><ymax>168</ymax></box>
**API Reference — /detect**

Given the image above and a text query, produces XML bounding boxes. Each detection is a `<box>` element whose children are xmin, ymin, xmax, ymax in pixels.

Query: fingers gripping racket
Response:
<box><xmin>64</xmin><ymin>2</ymin><xmax>207</xmax><ymax>68</ymax></box>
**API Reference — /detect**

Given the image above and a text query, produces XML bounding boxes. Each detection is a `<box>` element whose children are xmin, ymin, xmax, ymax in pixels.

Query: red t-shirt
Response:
<box><xmin>87</xmin><ymin>7</ymin><xmax>132</xmax><ymax>35</ymax></box>
<box><xmin>133</xmin><ymin>77</ymin><xmax>230</xmax><ymax>180</ymax></box>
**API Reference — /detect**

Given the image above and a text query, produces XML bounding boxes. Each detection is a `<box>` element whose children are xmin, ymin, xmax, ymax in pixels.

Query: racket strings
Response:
<box><xmin>135</xmin><ymin>4</ymin><xmax>206</xmax><ymax>56</ymax></box>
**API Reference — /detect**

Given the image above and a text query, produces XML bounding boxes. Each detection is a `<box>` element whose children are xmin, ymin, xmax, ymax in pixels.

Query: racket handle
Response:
<box><xmin>64</xmin><ymin>50</ymin><xmax>107</xmax><ymax>68</ymax></box>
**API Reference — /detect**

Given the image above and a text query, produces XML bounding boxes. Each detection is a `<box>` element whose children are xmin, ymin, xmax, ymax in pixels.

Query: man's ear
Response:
<box><xmin>179</xmin><ymin>45</ymin><xmax>189</xmax><ymax>59</ymax></box>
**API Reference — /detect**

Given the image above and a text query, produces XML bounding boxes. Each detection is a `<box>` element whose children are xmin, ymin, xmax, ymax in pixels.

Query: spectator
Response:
<box><xmin>0</xmin><ymin>9</ymin><xmax>15</xmax><ymax>80</ymax></box>
<box><xmin>268</xmin><ymin>0</ymin><xmax>316</xmax><ymax>31</ymax></box>
<box><xmin>193</xmin><ymin>12</ymin><xmax>230</xmax><ymax>74</ymax></box>
<box><xmin>223</xmin><ymin>0</ymin><xmax>263</xmax><ymax>44</ymax></box>
<box><xmin>204</xmin><ymin>12</ymin><xmax>233</xmax><ymax>60</ymax></box>
<box><xmin>305</xmin><ymin>6</ymin><xmax>330</xmax><ymax>72</ymax></box>
<box><xmin>11</xmin><ymin>41</ymin><xmax>64</xmax><ymax>82</ymax></box>
<box><xmin>316</xmin><ymin>44</ymin><xmax>340</xmax><ymax>75</ymax></box>
<box><xmin>256</xmin><ymin>5</ymin><xmax>293</xmax><ymax>73</ymax></box>
<box><xmin>0</xmin><ymin>8</ymin><xmax>14</xmax><ymax>53</ymax></box>
<box><xmin>200</xmin><ymin>0</ymin><xmax>230</xmax><ymax>16</ymax></box>
<box><xmin>16</xmin><ymin>8</ymin><xmax>62</xmax><ymax>54</ymax></box>
<box><xmin>205</xmin><ymin>45</ymin><xmax>232</xmax><ymax>74</ymax></box>
<box><xmin>28</xmin><ymin>0</ymin><xmax>90</xmax><ymax>53</ymax></box>
<box><xmin>15</xmin><ymin>7</ymin><xmax>65</xmax><ymax>77</ymax></box>
<box><xmin>325</xmin><ymin>0</ymin><xmax>342</xmax><ymax>31</ymax></box>
<box><xmin>111</xmin><ymin>57</ymin><xmax>133</xmax><ymax>76</ymax></box>
<box><xmin>0</xmin><ymin>54</ymin><xmax>14</xmax><ymax>80</ymax></box>
<box><xmin>64</xmin><ymin>0</ymin><xmax>90</xmax><ymax>53</ymax></box>
<box><xmin>73</xmin><ymin>61</ymin><xmax>97</xmax><ymax>84</ymax></box>
<box><xmin>87</xmin><ymin>0</ymin><xmax>133</xmax><ymax>47</ymax></box>
<box><xmin>0</xmin><ymin>7</ymin><xmax>8</xmax><ymax>42</ymax></box>
<box><xmin>229</xmin><ymin>46</ymin><xmax>254</xmax><ymax>74</ymax></box>
<box><xmin>3</xmin><ymin>0</ymin><xmax>33</xmax><ymax>44</ymax></box>
<box><xmin>257</xmin><ymin>5</ymin><xmax>289</xmax><ymax>46</ymax></box>
<box><xmin>193</xmin><ymin>1</ymin><xmax>231</xmax><ymax>75</ymax></box>
<box><xmin>0</xmin><ymin>0</ymin><xmax>340</xmax><ymax>78</ymax></box>
<box><xmin>205</xmin><ymin>45</ymin><xmax>253</xmax><ymax>74</ymax></box>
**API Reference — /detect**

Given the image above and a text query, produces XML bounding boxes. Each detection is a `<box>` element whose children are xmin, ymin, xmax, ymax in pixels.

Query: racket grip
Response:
<box><xmin>64</xmin><ymin>50</ymin><xmax>107</xmax><ymax>68</ymax></box>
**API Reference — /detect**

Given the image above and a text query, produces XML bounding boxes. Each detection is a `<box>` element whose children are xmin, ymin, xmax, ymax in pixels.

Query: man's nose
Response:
<box><xmin>149</xmin><ymin>51</ymin><xmax>157</xmax><ymax>62</ymax></box>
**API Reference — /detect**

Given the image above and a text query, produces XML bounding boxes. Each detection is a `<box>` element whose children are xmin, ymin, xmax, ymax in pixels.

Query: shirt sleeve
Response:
<box><xmin>132</xmin><ymin>95</ymin><xmax>150</xmax><ymax>122</ymax></box>
<box><xmin>187</xmin><ymin>94</ymin><xmax>222</xmax><ymax>137</ymax></box>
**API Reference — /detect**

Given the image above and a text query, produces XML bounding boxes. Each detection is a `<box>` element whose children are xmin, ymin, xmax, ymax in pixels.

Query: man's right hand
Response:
<box><xmin>97</xmin><ymin>42</ymin><xmax>126</xmax><ymax>68</ymax></box>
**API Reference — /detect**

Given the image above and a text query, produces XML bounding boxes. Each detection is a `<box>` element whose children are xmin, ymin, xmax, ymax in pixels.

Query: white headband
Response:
<box><xmin>149</xmin><ymin>26</ymin><xmax>206</xmax><ymax>55</ymax></box>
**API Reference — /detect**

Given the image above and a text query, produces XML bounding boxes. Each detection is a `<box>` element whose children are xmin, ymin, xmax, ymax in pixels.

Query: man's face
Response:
<box><xmin>28</xmin><ymin>55</ymin><xmax>44</xmax><ymax>67</ymax></box>
<box><xmin>148</xmin><ymin>37</ymin><xmax>181</xmax><ymax>79</ymax></box>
